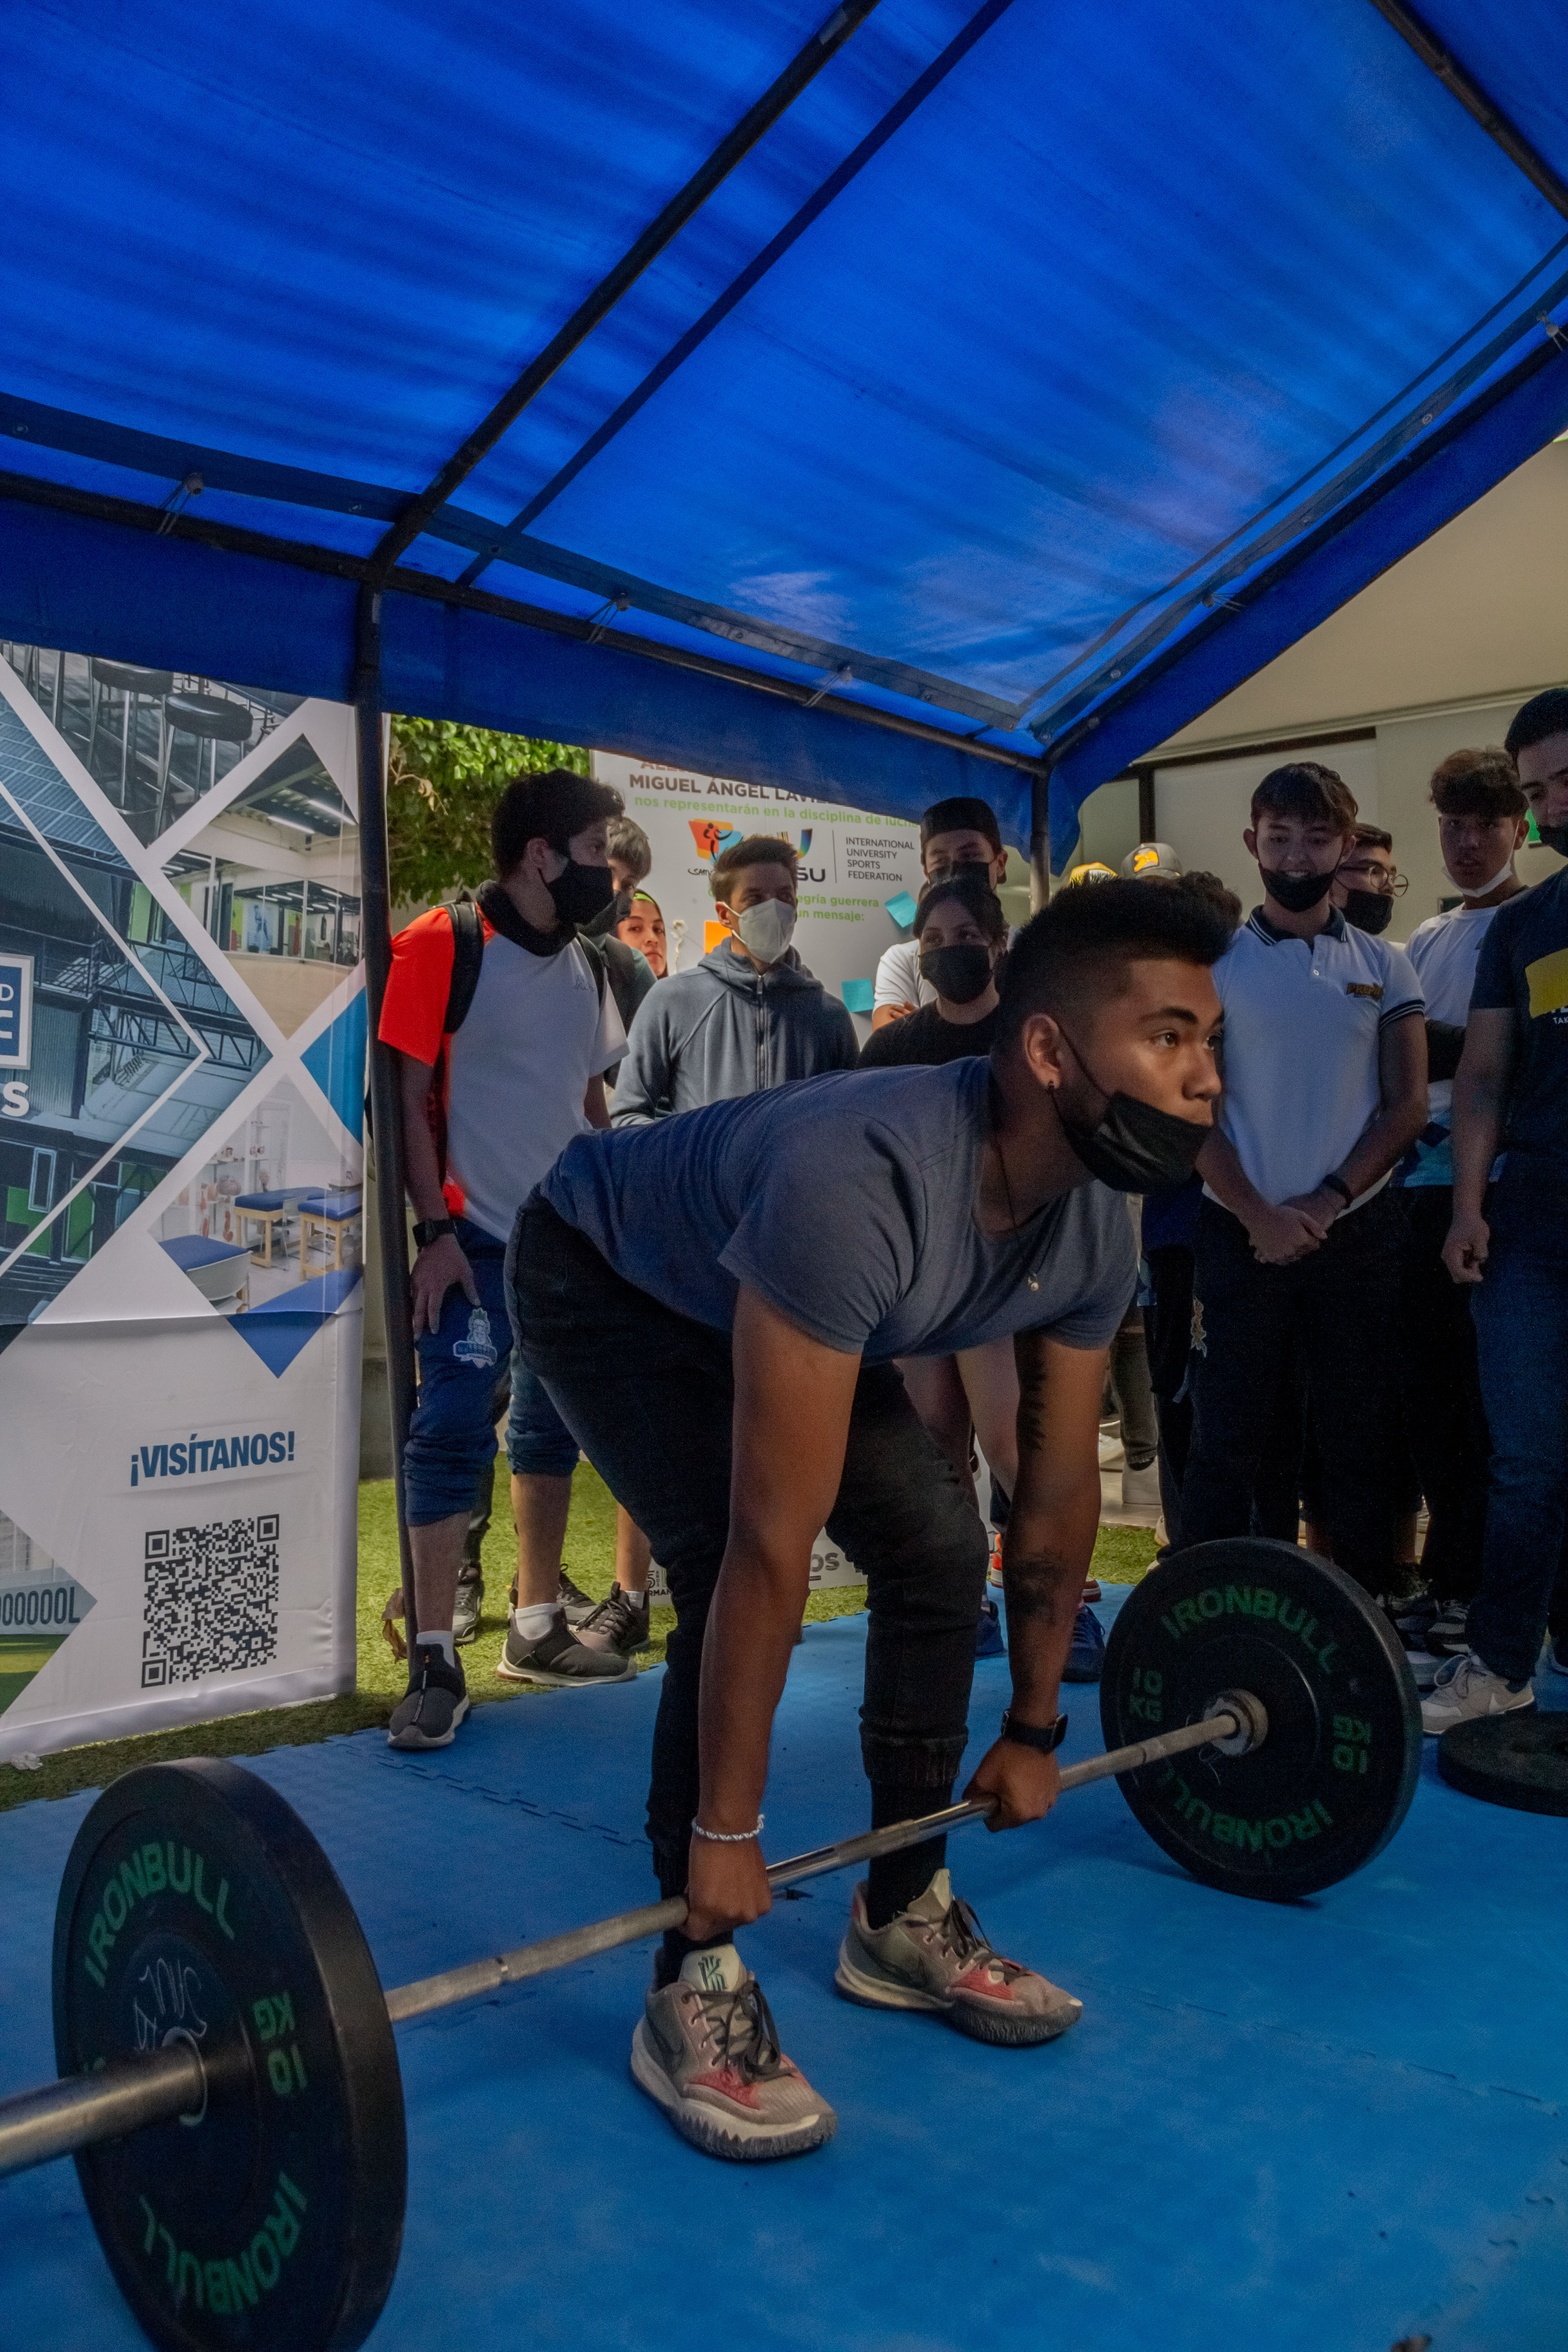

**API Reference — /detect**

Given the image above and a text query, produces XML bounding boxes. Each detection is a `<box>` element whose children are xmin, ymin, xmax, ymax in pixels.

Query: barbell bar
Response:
<box><xmin>0</xmin><ymin>1538</ymin><xmax>1422</xmax><ymax>2352</ymax></box>
<box><xmin>0</xmin><ymin>1685</ymin><xmax>1261</xmax><ymax>2189</ymax></box>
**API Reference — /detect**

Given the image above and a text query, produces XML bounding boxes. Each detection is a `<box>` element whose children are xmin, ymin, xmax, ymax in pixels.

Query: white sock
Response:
<box><xmin>420</xmin><ymin>1629</ymin><xmax>456</xmax><ymax>1666</ymax></box>
<box><xmin>514</xmin><ymin>1602</ymin><xmax>561</xmax><ymax>1642</ymax></box>
<box><xmin>621</xmin><ymin>1587</ymin><xmax>647</xmax><ymax>1605</ymax></box>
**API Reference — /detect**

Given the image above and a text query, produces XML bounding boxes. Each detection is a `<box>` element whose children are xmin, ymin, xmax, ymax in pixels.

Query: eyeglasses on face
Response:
<box><xmin>1337</xmin><ymin>860</ymin><xmax>1407</xmax><ymax>896</ymax></box>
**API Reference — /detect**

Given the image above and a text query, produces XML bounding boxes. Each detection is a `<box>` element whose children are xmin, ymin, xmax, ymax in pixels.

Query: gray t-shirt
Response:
<box><xmin>540</xmin><ymin>1058</ymin><xmax>1135</xmax><ymax>1361</ymax></box>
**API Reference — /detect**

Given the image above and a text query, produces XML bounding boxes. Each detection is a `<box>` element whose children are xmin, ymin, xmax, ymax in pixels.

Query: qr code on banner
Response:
<box><xmin>142</xmin><ymin>1516</ymin><xmax>280</xmax><ymax>1688</ymax></box>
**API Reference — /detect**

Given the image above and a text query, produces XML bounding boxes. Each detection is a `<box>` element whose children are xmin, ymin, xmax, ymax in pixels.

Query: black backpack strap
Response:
<box><xmin>573</xmin><ymin>929</ymin><xmax>608</xmax><ymax>1012</ymax></box>
<box><xmin>443</xmin><ymin>897</ymin><xmax>486</xmax><ymax>1036</ymax></box>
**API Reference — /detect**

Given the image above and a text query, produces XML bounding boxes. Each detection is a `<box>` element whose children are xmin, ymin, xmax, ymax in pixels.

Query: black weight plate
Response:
<box><xmin>1438</xmin><ymin>1713</ymin><xmax>1568</xmax><ymax>1817</ymax></box>
<box><xmin>1100</xmin><ymin>1539</ymin><xmax>1421</xmax><ymax>1900</ymax></box>
<box><xmin>53</xmin><ymin>1760</ymin><xmax>405</xmax><ymax>2352</ymax></box>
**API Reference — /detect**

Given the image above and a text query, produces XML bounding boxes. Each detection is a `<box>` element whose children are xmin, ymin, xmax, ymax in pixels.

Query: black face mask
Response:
<box><xmin>546</xmin><ymin>858</ymin><xmax>617</xmax><ymax>926</ymax></box>
<box><xmin>580</xmin><ymin>888</ymin><xmax>632</xmax><ymax>938</ymax></box>
<box><xmin>1055</xmin><ymin>1035</ymin><xmax>1210</xmax><ymax>1193</ymax></box>
<box><xmin>1259</xmin><ymin>865</ymin><xmax>1336</xmax><ymax>915</ymax></box>
<box><xmin>1340</xmin><ymin>886</ymin><xmax>1393</xmax><ymax>935</ymax></box>
<box><xmin>1536</xmin><ymin>822</ymin><xmax>1568</xmax><ymax>858</ymax></box>
<box><xmin>920</xmin><ymin>943</ymin><xmax>993</xmax><ymax>1004</ymax></box>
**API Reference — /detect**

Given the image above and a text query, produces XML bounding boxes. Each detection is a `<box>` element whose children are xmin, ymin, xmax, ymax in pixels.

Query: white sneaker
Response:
<box><xmin>1420</xmin><ymin>1650</ymin><xmax>1536</xmax><ymax>1736</ymax></box>
<box><xmin>1097</xmin><ymin>1427</ymin><xmax>1125</xmax><ymax>1470</ymax></box>
<box><xmin>1120</xmin><ymin>1462</ymin><xmax>1161</xmax><ymax>1510</ymax></box>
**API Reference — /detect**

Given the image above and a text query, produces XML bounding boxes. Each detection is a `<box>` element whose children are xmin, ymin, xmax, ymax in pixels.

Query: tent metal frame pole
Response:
<box><xmin>1029</xmin><ymin>772</ymin><xmax>1052</xmax><ymax>910</ymax></box>
<box><xmin>0</xmin><ymin>470</ymin><xmax>1044</xmax><ymax>789</ymax></box>
<box><xmin>353</xmin><ymin>584</ymin><xmax>420</xmax><ymax>1641</ymax></box>
<box><xmin>372</xmin><ymin>0</ymin><xmax>884</xmax><ymax>575</ymax></box>
<box><xmin>1363</xmin><ymin>0</ymin><xmax>1568</xmax><ymax>221</ymax></box>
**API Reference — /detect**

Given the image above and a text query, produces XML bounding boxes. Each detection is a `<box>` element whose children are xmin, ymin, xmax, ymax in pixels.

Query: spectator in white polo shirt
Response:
<box><xmin>1181</xmin><ymin>762</ymin><xmax>1428</xmax><ymax>1597</ymax></box>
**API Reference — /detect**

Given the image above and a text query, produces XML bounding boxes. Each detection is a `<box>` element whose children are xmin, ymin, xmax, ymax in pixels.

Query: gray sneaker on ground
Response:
<box><xmin>1426</xmin><ymin>1599</ymin><xmax>1470</xmax><ymax>1656</ymax></box>
<box><xmin>1420</xmin><ymin>1649</ymin><xmax>1535</xmax><ymax>1735</ymax></box>
<box><xmin>495</xmin><ymin>1612</ymin><xmax>636</xmax><ymax>1687</ymax></box>
<box><xmin>835</xmin><ymin>1868</ymin><xmax>1083</xmax><ymax>2047</ymax></box>
<box><xmin>387</xmin><ymin>1645</ymin><xmax>470</xmax><ymax>1749</ymax></box>
<box><xmin>452</xmin><ymin>1567</ymin><xmax>484</xmax><ymax>1647</ymax></box>
<box><xmin>558</xmin><ymin>1568</ymin><xmax>598</xmax><ymax>1627</ymax></box>
<box><xmin>631</xmin><ymin>1943</ymin><xmax>837</xmax><ymax>2161</ymax></box>
<box><xmin>509</xmin><ymin>1568</ymin><xmax>598</xmax><ymax>1627</ymax></box>
<box><xmin>576</xmin><ymin>1585</ymin><xmax>651</xmax><ymax>1655</ymax></box>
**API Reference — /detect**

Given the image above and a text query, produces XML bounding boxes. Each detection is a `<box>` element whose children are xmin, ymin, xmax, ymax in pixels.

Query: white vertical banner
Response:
<box><xmin>0</xmin><ymin>646</ymin><xmax>367</xmax><ymax>1757</ymax></box>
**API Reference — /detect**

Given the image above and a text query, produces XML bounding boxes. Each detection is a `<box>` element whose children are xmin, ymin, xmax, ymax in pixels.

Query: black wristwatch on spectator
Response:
<box><xmin>413</xmin><ymin>1216</ymin><xmax>456</xmax><ymax>1249</ymax></box>
<box><xmin>999</xmin><ymin>1709</ymin><xmax>1068</xmax><ymax>1754</ymax></box>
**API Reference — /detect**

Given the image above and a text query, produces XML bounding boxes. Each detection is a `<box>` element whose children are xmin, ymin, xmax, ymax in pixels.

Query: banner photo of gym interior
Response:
<box><xmin>0</xmin><ymin>644</ymin><xmax>368</xmax><ymax>1759</ymax></box>
<box><xmin>2</xmin><ymin>9</ymin><xmax>1568</xmax><ymax>2352</ymax></box>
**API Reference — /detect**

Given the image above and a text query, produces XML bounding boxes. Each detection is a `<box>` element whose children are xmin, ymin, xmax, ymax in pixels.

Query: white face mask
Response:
<box><xmin>730</xmin><ymin>899</ymin><xmax>796</xmax><ymax>964</ymax></box>
<box><xmin>1455</xmin><ymin>858</ymin><xmax>1516</xmax><ymax>899</ymax></box>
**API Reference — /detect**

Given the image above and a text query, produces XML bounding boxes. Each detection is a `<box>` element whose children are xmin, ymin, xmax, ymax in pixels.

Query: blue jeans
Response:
<box><xmin>1467</xmin><ymin>1189</ymin><xmax>1568</xmax><ymax>1682</ymax></box>
<box><xmin>402</xmin><ymin>1216</ymin><xmax>580</xmax><ymax>1526</ymax></box>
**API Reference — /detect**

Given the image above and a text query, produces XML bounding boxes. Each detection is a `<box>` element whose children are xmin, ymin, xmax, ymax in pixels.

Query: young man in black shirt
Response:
<box><xmin>1426</xmin><ymin>689</ymin><xmax>1568</xmax><ymax>1727</ymax></box>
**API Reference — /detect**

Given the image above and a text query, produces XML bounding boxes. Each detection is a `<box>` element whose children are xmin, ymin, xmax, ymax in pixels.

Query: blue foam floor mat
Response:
<box><xmin>2</xmin><ymin>1588</ymin><xmax>1565</xmax><ymax>2352</ymax></box>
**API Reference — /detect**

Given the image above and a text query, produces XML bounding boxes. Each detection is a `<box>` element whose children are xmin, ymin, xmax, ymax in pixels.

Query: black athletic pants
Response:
<box><xmin>506</xmin><ymin>1198</ymin><xmax>988</xmax><ymax>1901</ymax></box>
<box><xmin>1396</xmin><ymin>1187</ymin><xmax>1488</xmax><ymax>1603</ymax></box>
<box><xmin>1181</xmin><ymin>1194</ymin><xmax>1404</xmax><ymax>1593</ymax></box>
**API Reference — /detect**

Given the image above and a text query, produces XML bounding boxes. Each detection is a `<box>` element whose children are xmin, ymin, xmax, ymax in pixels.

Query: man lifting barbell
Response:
<box><xmin>509</xmin><ymin>879</ymin><xmax>1230</xmax><ymax>2158</ymax></box>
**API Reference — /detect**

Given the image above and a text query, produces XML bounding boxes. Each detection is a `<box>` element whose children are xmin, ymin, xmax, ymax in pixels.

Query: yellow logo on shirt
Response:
<box><xmin>1526</xmin><ymin>945</ymin><xmax>1568</xmax><ymax>1019</ymax></box>
<box><xmin>1345</xmin><ymin>982</ymin><xmax>1383</xmax><ymax>1000</ymax></box>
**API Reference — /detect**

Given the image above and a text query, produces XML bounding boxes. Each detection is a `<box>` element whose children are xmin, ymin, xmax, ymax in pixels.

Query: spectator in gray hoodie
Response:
<box><xmin>612</xmin><ymin>834</ymin><xmax>857</xmax><ymax>1124</ymax></box>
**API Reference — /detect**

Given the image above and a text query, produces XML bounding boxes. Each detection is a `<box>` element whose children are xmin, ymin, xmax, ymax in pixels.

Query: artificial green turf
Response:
<box><xmin>0</xmin><ymin>1470</ymin><xmax>1158</xmax><ymax>1811</ymax></box>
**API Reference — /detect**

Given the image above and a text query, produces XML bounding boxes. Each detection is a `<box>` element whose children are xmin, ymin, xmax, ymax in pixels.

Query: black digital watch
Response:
<box><xmin>412</xmin><ymin>1216</ymin><xmax>456</xmax><ymax>1249</ymax></box>
<box><xmin>999</xmin><ymin>1708</ymin><xmax>1068</xmax><ymax>1755</ymax></box>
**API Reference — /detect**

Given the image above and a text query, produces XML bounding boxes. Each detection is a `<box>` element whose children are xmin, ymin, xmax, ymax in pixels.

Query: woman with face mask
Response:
<box><xmin>857</xmin><ymin>874</ymin><xmax>1007</xmax><ymax>1067</ymax></box>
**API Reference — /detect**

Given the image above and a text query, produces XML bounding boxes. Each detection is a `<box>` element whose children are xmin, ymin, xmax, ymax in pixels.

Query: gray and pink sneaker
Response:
<box><xmin>835</xmin><ymin>1869</ymin><xmax>1082</xmax><ymax>2047</ymax></box>
<box><xmin>631</xmin><ymin>1944</ymin><xmax>837</xmax><ymax>2162</ymax></box>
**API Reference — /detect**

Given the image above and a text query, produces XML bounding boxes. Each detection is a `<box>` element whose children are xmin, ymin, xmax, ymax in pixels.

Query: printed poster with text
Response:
<box><xmin>591</xmin><ymin>752</ymin><xmax>926</xmax><ymax>1019</ymax></box>
<box><xmin>0</xmin><ymin>645</ymin><xmax>368</xmax><ymax>1757</ymax></box>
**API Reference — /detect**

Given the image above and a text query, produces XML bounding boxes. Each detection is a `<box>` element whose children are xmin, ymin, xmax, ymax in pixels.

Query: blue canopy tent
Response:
<box><xmin>6</xmin><ymin>0</ymin><xmax>1568</xmax><ymax>856</ymax></box>
<box><xmin>5</xmin><ymin>0</ymin><xmax>1567</xmax><ymax>1550</ymax></box>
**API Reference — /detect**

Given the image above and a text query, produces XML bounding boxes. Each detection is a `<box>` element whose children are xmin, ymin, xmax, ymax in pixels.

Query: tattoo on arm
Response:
<box><xmin>1015</xmin><ymin>1338</ymin><xmax>1051</xmax><ymax>1455</ymax></box>
<box><xmin>1002</xmin><ymin>1545</ymin><xmax>1084</xmax><ymax>1627</ymax></box>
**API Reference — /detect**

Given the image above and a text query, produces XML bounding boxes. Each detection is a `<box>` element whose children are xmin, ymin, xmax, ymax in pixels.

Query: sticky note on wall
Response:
<box><xmin>883</xmin><ymin>890</ymin><xmax>918</xmax><ymax>929</ymax></box>
<box><xmin>841</xmin><ymin>977</ymin><xmax>876</xmax><ymax>1014</ymax></box>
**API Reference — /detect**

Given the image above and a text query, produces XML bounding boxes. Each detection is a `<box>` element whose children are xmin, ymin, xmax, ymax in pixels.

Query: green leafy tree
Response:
<box><xmin>387</xmin><ymin>718</ymin><xmax>588</xmax><ymax>907</ymax></box>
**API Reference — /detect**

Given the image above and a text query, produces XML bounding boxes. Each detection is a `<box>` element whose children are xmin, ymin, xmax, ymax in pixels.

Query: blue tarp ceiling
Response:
<box><xmin>5</xmin><ymin>0</ymin><xmax>1568</xmax><ymax>860</ymax></box>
